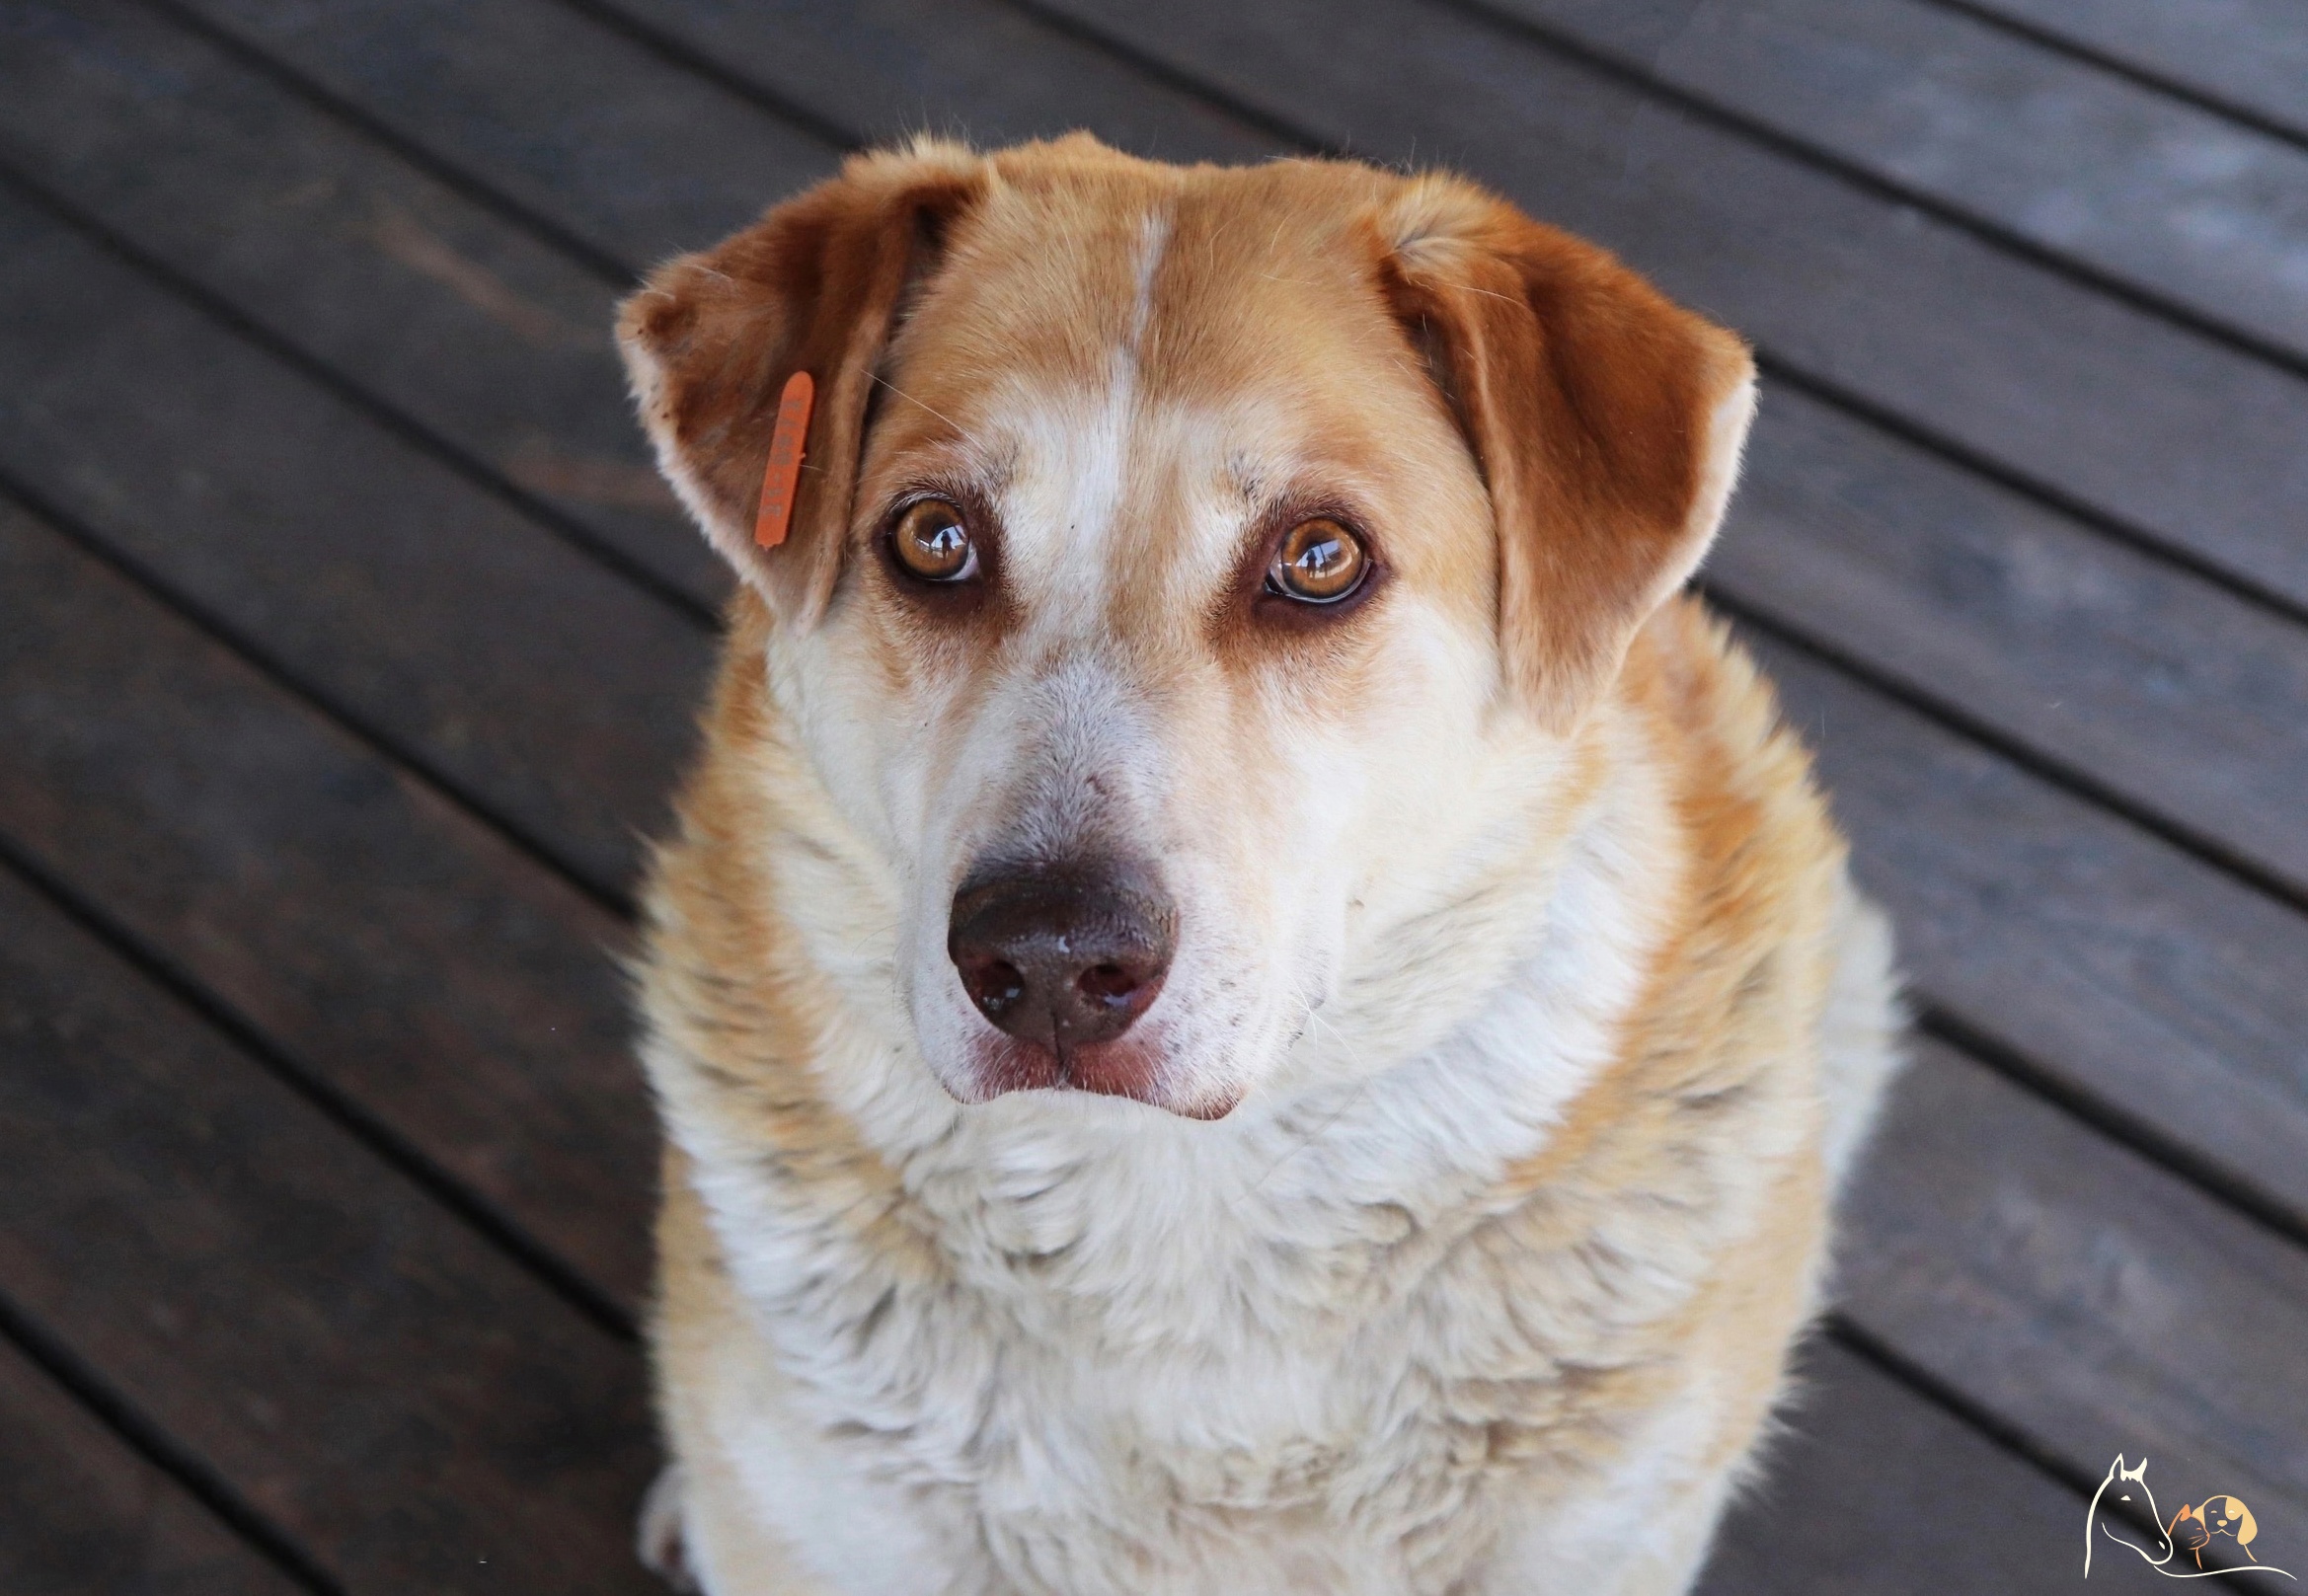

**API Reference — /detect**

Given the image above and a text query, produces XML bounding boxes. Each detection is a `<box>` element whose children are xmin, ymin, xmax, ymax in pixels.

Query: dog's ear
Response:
<box><xmin>617</xmin><ymin>140</ymin><xmax>988</xmax><ymax>624</ymax></box>
<box><xmin>1369</xmin><ymin>178</ymin><xmax>1756</xmax><ymax>730</ymax></box>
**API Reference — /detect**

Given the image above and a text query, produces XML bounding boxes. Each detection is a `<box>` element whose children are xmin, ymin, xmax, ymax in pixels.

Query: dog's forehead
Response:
<box><xmin>916</xmin><ymin>157</ymin><xmax>1403</xmax><ymax>395</ymax></box>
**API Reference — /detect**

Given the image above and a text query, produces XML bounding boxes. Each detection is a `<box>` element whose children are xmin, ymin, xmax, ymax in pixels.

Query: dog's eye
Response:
<box><xmin>890</xmin><ymin>498</ymin><xmax>978</xmax><ymax>582</ymax></box>
<box><xmin>1267</xmin><ymin>518</ymin><xmax>1368</xmax><ymax>604</ymax></box>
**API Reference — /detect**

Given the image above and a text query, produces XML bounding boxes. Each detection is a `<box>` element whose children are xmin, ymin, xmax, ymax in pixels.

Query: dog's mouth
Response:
<box><xmin>953</xmin><ymin>1032</ymin><xmax>1240</xmax><ymax>1120</ymax></box>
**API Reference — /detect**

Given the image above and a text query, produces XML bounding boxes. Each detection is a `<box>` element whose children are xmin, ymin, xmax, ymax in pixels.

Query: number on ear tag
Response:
<box><xmin>754</xmin><ymin>370</ymin><xmax>815</xmax><ymax>549</ymax></box>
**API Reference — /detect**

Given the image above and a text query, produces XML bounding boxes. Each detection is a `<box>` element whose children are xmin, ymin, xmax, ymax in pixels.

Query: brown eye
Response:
<box><xmin>1267</xmin><ymin>517</ymin><xmax>1368</xmax><ymax>604</ymax></box>
<box><xmin>890</xmin><ymin>498</ymin><xmax>977</xmax><ymax>582</ymax></box>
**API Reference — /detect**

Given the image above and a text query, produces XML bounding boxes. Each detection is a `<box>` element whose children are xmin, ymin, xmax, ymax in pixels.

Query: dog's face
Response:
<box><xmin>622</xmin><ymin>138</ymin><xmax>1753</xmax><ymax>1120</ymax></box>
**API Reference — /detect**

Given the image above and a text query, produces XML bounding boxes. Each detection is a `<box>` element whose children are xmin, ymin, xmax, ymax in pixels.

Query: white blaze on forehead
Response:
<box><xmin>1126</xmin><ymin>205</ymin><xmax>1169</xmax><ymax>354</ymax></box>
<box><xmin>988</xmin><ymin>204</ymin><xmax>1183</xmax><ymax>640</ymax></box>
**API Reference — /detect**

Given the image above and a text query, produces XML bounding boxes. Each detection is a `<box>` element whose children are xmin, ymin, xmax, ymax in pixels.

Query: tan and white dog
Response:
<box><xmin>616</xmin><ymin>134</ymin><xmax>1900</xmax><ymax>1596</ymax></box>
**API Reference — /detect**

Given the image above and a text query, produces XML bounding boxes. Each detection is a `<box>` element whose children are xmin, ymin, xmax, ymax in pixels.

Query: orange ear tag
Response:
<box><xmin>753</xmin><ymin>369</ymin><xmax>815</xmax><ymax>549</ymax></box>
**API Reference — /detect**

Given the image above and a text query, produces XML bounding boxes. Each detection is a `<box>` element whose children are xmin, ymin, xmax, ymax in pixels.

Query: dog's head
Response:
<box><xmin>620</xmin><ymin>136</ymin><xmax>1753</xmax><ymax>1121</ymax></box>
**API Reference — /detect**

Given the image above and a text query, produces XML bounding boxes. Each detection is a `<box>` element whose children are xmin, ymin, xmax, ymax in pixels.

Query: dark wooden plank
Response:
<box><xmin>1484</xmin><ymin>0</ymin><xmax>2308</xmax><ymax>361</ymax></box>
<box><xmin>1966</xmin><ymin>0</ymin><xmax>2308</xmax><ymax>143</ymax></box>
<box><xmin>1715</xmin><ymin>385</ymin><xmax>2308</xmax><ymax>898</ymax></box>
<box><xmin>0</xmin><ymin>862</ymin><xmax>658</xmax><ymax>1595</ymax></box>
<box><xmin>1844</xmin><ymin>1038</ymin><xmax>2308</xmax><ymax>1532</ymax></box>
<box><xmin>591</xmin><ymin>0</ymin><xmax>1276</xmax><ymax>164</ymax></box>
<box><xmin>161</xmin><ymin>0</ymin><xmax>836</xmax><ymax>267</ymax></box>
<box><xmin>0</xmin><ymin>183</ymin><xmax>711</xmax><ymax>900</ymax></box>
<box><xmin>1033</xmin><ymin>0</ymin><xmax>2308</xmax><ymax>612</ymax></box>
<box><xmin>0</xmin><ymin>494</ymin><xmax>653</xmax><ymax>1307</ymax></box>
<box><xmin>1698</xmin><ymin>1340</ymin><xmax>2081</xmax><ymax>1594</ymax></box>
<box><xmin>0</xmin><ymin>0</ymin><xmax>729</xmax><ymax>610</ymax></box>
<box><xmin>0</xmin><ymin>1337</ymin><xmax>304</xmax><ymax>1596</ymax></box>
<box><xmin>1751</xmin><ymin>633</ymin><xmax>2308</xmax><ymax>1233</ymax></box>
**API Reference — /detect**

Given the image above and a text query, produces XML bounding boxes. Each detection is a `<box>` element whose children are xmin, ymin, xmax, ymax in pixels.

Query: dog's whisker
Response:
<box><xmin>869</xmin><ymin>370</ymin><xmax>967</xmax><ymax>436</ymax></box>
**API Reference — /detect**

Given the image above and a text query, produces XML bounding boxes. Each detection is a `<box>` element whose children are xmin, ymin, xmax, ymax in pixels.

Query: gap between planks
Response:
<box><xmin>1918</xmin><ymin>0</ymin><xmax>2308</xmax><ymax>156</ymax></box>
<box><xmin>1711</xmin><ymin>584</ymin><xmax>2308</xmax><ymax>922</ymax></box>
<box><xmin>0</xmin><ymin>1277</ymin><xmax>346</xmax><ymax>1596</ymax></box>
<box><xmin>0</xmin><ymin>441</ymin><xmax>642</xmax><ymax>920</ymax></box>
<box><xmin>1423</xmin><ymin>0</ymin><xmax>2308</xmax><ymax>386</ymax></box>
<box><xmin>135</xmin><ymin>0</ymin><xmax>643</xmax><ymax>288</ymax></box>
<box><xmin>0</xmin><ymin>152</ymin><xmax>715</xmax><ymax>637</ymax></box>
<box><xmin>0</xmin><ymin>827</ymin><xmax>639</xmax><ymax>1344</ymax></box>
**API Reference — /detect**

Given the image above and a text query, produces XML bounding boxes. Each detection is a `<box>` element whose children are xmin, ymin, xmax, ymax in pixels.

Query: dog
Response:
<box><xmin>615</xmin><ymin>133</ymin><xmax>1901</xmax><ymax>1596</ymax></box>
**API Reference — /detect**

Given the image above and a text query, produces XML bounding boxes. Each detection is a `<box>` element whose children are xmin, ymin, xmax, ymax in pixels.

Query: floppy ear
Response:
<box><xmin>617</xmin><ymin>140</ymin><xmax>988</xmax><ymax>624</ymax></box>
<box><xmin>1370</xmin><ymin>178</ymin><xmax>1756</xmax><ymax>730</ymax></box>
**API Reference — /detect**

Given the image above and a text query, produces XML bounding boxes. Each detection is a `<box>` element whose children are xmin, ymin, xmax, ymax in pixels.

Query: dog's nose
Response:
<box><xmin>948</xmin><ymin>863</ymin><xmax>1176</xmax><ymax>1051</ymax></box>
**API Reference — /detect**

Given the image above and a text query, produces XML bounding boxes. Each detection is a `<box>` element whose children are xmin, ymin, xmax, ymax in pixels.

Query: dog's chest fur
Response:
<box><xmin>642</xmin><ymin>606</ymin><xmax>1854</xmax><ymax>1595</ymax></box>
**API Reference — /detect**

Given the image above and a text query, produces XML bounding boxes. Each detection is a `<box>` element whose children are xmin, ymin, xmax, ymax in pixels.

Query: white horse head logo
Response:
<box><xmin>2090</xmin><ymin>1455</ymin><xmax>2175</xmax><ymax>1575</ymax></box>
<box><xmin>2086</xmin><ymin>1454</ymin><xmax>2295</xmax><ymax>1580</ymax></box>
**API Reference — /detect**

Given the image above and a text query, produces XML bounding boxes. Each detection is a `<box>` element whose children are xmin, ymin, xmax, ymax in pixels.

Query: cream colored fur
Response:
<box><xmin>619</xmin><ymin>137</ymin><xmax>1903</xmax><ymax>1596</ymax></box>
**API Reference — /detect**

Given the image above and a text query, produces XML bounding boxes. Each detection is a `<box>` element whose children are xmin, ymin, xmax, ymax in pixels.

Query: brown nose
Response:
<box><xmin>948</xmin><ymin>863</ymin><xmax>1176</xmax><ymax>1052</ymax></box>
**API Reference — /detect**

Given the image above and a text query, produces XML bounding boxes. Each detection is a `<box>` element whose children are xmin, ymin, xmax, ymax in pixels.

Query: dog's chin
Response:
<box><xmin>937</xmin><ymin>1034</ymin><xmax>1244</xmax><ymax>1121</ymax></box>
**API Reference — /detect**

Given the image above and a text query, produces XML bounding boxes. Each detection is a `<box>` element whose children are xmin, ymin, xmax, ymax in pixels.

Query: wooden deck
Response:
<box><xmin>2</xmin><ymin>0</ymin><xmax>2304</xmax><ymax>1589</ymax></box>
